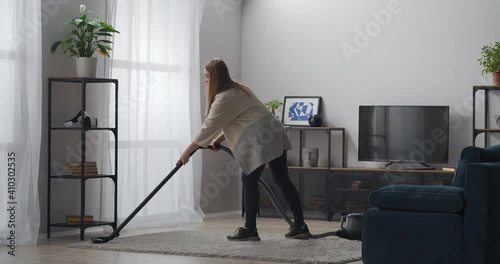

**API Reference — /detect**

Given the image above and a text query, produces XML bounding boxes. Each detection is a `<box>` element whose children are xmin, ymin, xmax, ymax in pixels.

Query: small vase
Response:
<box><xmin>493</xmin><ymin>72</ymin><xmax>500</xmax><ymax>86</ymax></box>
<box><xmin>75</xmin><ymin>57</ymin><xmax>97</xmax><ymax>78</ymax></box>
<box><xmin>308</xmin><ymin>114</ymin><xmax>324</xmax><ymax>127</ymax></box>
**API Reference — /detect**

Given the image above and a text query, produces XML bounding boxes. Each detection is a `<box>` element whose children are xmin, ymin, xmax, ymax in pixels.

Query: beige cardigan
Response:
<box><xmin>193</xmin><ymin>88</ymin><xmax>292</xmax><ymax>174</ymax></box>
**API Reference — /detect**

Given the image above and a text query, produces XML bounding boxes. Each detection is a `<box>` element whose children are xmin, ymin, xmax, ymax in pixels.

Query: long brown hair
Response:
<box><xmin>204</xmin><ymin>58</ymin><xmax>251</xmax><ymax>116</ymax></box>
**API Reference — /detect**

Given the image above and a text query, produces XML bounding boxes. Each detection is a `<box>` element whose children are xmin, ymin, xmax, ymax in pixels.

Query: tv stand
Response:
<box><xmin>381</xmin><ymin>162</ymin><xmax>436</xmax><ymax>170</ymax></box>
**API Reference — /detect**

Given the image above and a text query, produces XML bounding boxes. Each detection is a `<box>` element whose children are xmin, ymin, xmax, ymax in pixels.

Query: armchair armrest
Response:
<box><xmin>464</xmin><ymin>161</ymin><xmax>500</xmax><ymax>264</ymax></box>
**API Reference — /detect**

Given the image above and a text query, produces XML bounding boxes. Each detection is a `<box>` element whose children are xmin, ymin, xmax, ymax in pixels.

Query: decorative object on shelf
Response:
<box><xmin>50</xmin><ymin>4</ymin><xmax>120</xmax><ymax>78</ymax></box>
<box><xmin>350</xmin><ymin>180</ymin><xmax>371</xmax><ymax>189</ymax></box>
<box><xmin>308</xmin><ymin>114</ymin><xmax>324</xmax><ymax>127</ymax></box>
<box><xmin>282</xmin><ymin>96</ymin><xmax>322</xmax><ymax>126</ymax></box>
<box><xmin>478</xmin><ymin>41</ymin><xmax>500</xmax><ymax>86</ymax></box>
<box><xmin>495</xmin><ymin>114</ymin><xmax>500</xmax><ymax>128</ymax></box>
<box><xmin>67</xmin><ymin>161</ymin><xmax>98</xmax><ymax>176</ymax></box>
<box><xmin>264</xmin><ymin>99</ymin><xmax>284</xmax><ymax>119</ymax></box>
<box><xmin>66</xmin><ymin>215</ymin><xmax>94</xmax><ymax>224</ymax></box>
<box><xmin>308</xmin><ymin>195</ymin><xmax>325</xmax><ymax>208</ymax></box>
<box><xmin>75</xmin><ymin>57</ymin><xmax>98</xmax><ymax>78</ymax></box>
<box><xmin>64</xmin><ymin>110</ymin><xmax>92</xmax><ymax>128</ymax></box>
<box><xmin>302</xmin><ymin>147</ymin><xmax>319</xmax><ymax>167</ymax></box>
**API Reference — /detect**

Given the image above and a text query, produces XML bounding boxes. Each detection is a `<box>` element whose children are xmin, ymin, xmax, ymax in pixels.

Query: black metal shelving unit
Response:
<box><xmin>47</xmin><ymin>77</ymin><xmax>118</xmax><ymax>240</ymax></box>
<box><xmin>255</xmin><ymin>126</ymin><xmax>346</xmax><ymax>221</ymax></box>
<box><xmin>473</xmin><ymin>85</ymin><xmax>500</xmax><ymax>146</ymax></box>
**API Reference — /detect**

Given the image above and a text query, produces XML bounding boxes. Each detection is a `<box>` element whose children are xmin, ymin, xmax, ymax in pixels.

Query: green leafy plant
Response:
<box><xmin>264</xmin><ymin>100</ymin><xmax>284</xmax><ymax>115</ymax></box>
<box><xmin>478</xmin><ymin>41</ymin><xmax>500</xmax><ymax>74</ymax></box>
<box><xmin>50</xmin><ymin>5</ymin><xmax>119</xmax><ymax>57</ymax></box>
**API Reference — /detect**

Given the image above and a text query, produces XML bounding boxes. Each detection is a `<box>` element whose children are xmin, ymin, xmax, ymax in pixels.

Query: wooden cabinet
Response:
<box><xmin>330</xmin><ymin>168</ymin><xmax>454</xmax><ymax>216</ymax></box>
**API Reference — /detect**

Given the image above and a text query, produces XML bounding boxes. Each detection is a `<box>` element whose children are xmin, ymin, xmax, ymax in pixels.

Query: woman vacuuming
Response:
<box><xmin>178</xmin><ymin>58</ymin><xmax>311</xmax><ymax>241</ymax></box>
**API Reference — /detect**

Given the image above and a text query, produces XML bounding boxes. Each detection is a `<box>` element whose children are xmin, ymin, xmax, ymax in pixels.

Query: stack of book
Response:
<box><xmin>67</xmin><ymin>161</ymin><xmax>99</xmax><ymax>176</ymax></box>
<box><xmin>430</xmin><ymin>180</ymin><xmax>444</xmax><ymax>186</ymax></box>
<box><xmin>308</xmin><ymin>195</ymin><xmax>325</xmax><ymax>208</ymax></box>
<box><xmin>350</xmin><ymin>180</ymin><xmax>371</xmax><ymax>189</ymax></box>
<box><xmin>345</xmin><ymin>200</ymin><xmax>365</xmax><ymax>211</ymax></box>
<box><xmin>66</xmin><ymin>215</ymin><xmax>94</xmax><ymax>224</ymax></box>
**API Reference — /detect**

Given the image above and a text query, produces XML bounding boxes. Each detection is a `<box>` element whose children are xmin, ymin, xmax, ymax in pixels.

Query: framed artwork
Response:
<box><xmin>282</xmin><ymin>96</ymin><xmax>322</xmax><ymax>126</ymax></box>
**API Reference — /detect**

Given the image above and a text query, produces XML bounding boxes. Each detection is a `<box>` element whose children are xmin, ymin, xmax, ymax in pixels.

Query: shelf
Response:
<box><xmin>50</xmin><ymin>221</ymin><xmax>115</xmax><ymax>228</ymax></box>
<box><xmin>475</xmin><ymin>128</ymin><xmax>500</xmax><ymax>132</ymax></box>
<box><xmin>286</xmin><ymin>126</ymin><xmax>345</xmax><ymax>132</ymax></box>
<box><xmin>335</xmin><ymin>188</ymin><xmax>372</xmax><ymax>192</ymax></box>
<box><xmin>330</xmin><ymin>167</ymin><xmax>455</xmax><ymax>174</ymax></box>
<box><xmin>474</xmin><ymin>128</ymin><xmax>500</xmax><ymax>138</ymax></box>
<box><xmin>288</xmin><ymin>166</ymin><xmax>330</xmax><ymax>170</ymax></box>
<box><xmin>51</xmin><ymin>127</ymin><xmax>116</xmax><ymax>131</ymax></box>
<box><xmin>303</xmin><ymin>206</ymin><xmax>328</xmax><ymax>212</ymax></box>
<box><xmin>50</xmin><ymin>174</ymin><xmax>116</xmax><ymax>180</ymax></box>
<box><xmin>473</xmin><ymin>85</ymin><xmax>500</xmax><ymax>92</ymax></box>
<box><xmin>49</xmin><ymin>77</ymin><xmax>118</xmax><ymax>83</ymax></box>
<box><xmin>331</xmin><ymin>207</ymin><xmax>367</xmax><ymax>213</ymax></box>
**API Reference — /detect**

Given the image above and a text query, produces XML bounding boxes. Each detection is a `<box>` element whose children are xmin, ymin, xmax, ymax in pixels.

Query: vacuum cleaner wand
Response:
<box><xmin>91</xmin><ymin>159</ymin><xmax>184</xmax><ymax>244</ymax></box>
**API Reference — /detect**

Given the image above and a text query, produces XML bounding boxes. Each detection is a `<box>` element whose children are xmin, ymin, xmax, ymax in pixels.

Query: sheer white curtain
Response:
<box><xmin>102</xmin><ymin>0</ymin><xmax>205</xmax><ymax>228</ymax></box>
<box><xmin>0</xmin><ymin>0</ymin><xmax>42</xmax><ymax>245</ymax></box>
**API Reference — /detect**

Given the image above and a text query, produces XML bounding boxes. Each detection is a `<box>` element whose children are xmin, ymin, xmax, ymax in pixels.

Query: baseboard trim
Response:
<box><xmin>204</xmin><ymin>211</ymin><xmax>241</xmax><ymax>218</ymax></box>
<box><xmin>38</xmin><ymin>226</ymin><xmax>102</xmax><ymax>240</ymax></box>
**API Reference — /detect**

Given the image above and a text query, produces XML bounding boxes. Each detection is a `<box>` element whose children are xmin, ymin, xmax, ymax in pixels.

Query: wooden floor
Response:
<box><xmin>4</xmin><ymin>214</ymin><xmax>363</xmax><ymax>264</ymax></box>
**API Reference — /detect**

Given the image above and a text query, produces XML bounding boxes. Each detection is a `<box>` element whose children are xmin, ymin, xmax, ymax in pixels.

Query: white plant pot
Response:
<box><xmin>75</xmin><ymin>57</ymin><xmax>97</xmax><ymax>78</ymax></box>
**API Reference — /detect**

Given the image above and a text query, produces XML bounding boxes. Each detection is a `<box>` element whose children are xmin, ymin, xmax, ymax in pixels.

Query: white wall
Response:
<box><xmin>241</xmin><ymin>0</ymin><xmax>500</xmax><ymax>168</ymax></box>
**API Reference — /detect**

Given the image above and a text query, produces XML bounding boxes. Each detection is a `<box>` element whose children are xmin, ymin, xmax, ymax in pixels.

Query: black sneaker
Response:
<box><xmin>227</xmin><ymin>227</ymin><xmax>261</xmax><ymax>241</ymax></box>
<box><xmin>285</xmin><ymin>224</ymin><xmax>311</xmax><ymax>239</ymax></box>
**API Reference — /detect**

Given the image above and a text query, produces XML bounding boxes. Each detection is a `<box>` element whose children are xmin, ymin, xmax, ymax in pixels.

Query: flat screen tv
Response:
<box><xmin>358</xmin><ymin>105</ymin><xmax>449</xmax><ymax>169</ymax></box>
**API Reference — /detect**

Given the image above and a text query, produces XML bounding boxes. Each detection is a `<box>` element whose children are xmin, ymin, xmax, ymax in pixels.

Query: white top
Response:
<box><xmin>193</xmin><ymin>87</ymin><xmax>292</xmax><ymax>174</ymax></box>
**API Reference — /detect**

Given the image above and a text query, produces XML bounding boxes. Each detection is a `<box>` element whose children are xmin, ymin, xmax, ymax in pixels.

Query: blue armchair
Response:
<box><xmin>362</xmin><ymin>145</ymin><xmax>500</xmax><ymax>264</ymax></box>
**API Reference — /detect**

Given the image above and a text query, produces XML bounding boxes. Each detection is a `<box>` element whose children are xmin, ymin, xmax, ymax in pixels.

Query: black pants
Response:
<box><xmin>242</xmin><ymin>151</ymin><xmax>305</xmax><ymax>230</ymax></box>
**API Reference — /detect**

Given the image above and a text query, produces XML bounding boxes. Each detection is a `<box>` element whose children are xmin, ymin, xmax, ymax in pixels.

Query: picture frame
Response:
<box><xmin>282</xmin><ymin>96</ymin><xmax>322</xmax><ymax>126</ymax></box>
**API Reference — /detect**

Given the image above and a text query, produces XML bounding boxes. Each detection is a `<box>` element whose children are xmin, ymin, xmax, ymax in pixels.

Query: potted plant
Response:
<box><xmin>264</xmin><ymin>99</ymin><xmax>284</xmax><ymax>118</ymax></box>
<box><xmin>51</xmin><ymin>5</ymin><xmax>119</xmax><ymax>77</ymax></box>
<box><xmin>478</xmin><ymin>41</ymin><xmax>500</xmax><ymax>86</ymax></box>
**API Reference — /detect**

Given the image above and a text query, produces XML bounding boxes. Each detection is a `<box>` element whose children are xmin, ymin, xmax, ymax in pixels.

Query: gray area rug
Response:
<box><xmin>68</xmin><ymin>230</ymin><xmax>362</xmax><ymax>264</ymax></box>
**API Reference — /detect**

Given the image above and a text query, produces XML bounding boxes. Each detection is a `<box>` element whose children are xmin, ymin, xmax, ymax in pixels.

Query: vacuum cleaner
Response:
<box><xmin>91</xmin><ymin>145</ymin><xmax>362</xmax><ymax>243</ymax></box>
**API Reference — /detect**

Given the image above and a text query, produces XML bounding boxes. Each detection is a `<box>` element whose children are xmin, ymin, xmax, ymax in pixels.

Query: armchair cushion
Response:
<box><xmin>453</xmin><ymin>144</ymin><xmax>500</xmax><ymax>188</ymax></box>
<box><xmin>369</xmin><ymin>184</ymin><xmax>465</xmax><ymax>213</ymax></box>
